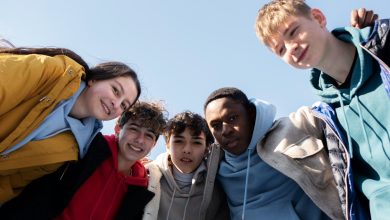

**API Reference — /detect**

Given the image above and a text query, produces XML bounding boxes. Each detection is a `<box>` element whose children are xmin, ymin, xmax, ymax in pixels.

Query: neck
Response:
<box><xmin>70</xmin><ymin>88</ymin><xmax>88</xmax><ymax>119</ymax></box>
<box><xmin>118</xmin><ymin>154</ymin><xmax>136</xmax><ymax>175</ymax></box>
<box><xmin>317</xmin><ymin>36</ymin><xmax>356</xmax><ymax>84</ymax></box>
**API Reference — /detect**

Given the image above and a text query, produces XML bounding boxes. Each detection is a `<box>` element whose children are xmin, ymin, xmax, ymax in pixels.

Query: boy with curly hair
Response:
<box><xmin>1</xmin><ymin>101</ymin><xmax>168</xmax><ymax>220</ymax></box>
<box><xmin>144</xmin><ymin>111</ymin><xmax>229</xmax><ymax>220</ymax></box>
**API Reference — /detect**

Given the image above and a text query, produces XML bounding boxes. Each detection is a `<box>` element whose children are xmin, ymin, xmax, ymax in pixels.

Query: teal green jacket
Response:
<box><xmin>311</xmin><ymin>19</ymin><xmax>390</xmax><ymax>220</ymax></box>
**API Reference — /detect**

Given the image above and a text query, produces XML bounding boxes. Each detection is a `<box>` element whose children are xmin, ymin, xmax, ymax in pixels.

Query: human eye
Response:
<box><xmin>120</xmin><ymin>102</ymin><xmax>128</xmax><ymax>111</ymax></box>
<box><xmin>128</xmin><ymin>126</ymin><xmax>138</xmax><ymax>132</ymax></box>
<box><xmin>146</xmin><ymin>133</ymin><xmax>156</xmax><ymax>141</ymax></box>
<box><xmin>228</xmin><ymin>115</ymin><xmax>237</xmax><ymax>122</ymax></box>
<box><xmin>173</xmin><ymin>139</ymin><xmax>183</xmax><ymax>144</ymax></box>
<box><xmin>290</xmin><ymin>26</ymin><xmax>298</xmax><ymax>37</ymax></box>
<box><xmin>193</xmin><ymin>141</ymin><xmax>203</xmax><ymax>146</ymax></box>
<box><xmin>211</xmin><ymin>122</ymin><xmax>222</xmax><ymax>130</ymax></box>
<box><xmin>278</xmin><ymin>46</ymin><xmax>286</xmax><ymax>56</ymax></box>
<box><xmin>112</xmin><ymin>86</ymin><xmax>119</xmax><ymax>96</ymax></box>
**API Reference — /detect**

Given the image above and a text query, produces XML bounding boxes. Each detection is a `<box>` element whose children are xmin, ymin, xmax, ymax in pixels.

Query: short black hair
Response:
<box><xmin>164</xmin><ymin>111</ymin><xmax>214</xmax><ymax>146</ymax></box>
<box><xmin>203</xmin><ymin>87</ymin><xmax>252</xmax><ymax>112</ymax></box>
<box><xmin>118</xmin><ymin>101</ymin><xmax>168</xmax><ymax>141</ymax></box>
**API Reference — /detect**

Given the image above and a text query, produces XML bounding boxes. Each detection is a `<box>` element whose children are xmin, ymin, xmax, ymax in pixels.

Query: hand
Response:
<box><xmin>140</xmin><ymin>156</ymin><xmax>153</xmax><ymax>165</ymax></box>
<box><xmin>350</xmin><ymin>8</ymin><xmax>378</xmax><ymax>29</ymax></box>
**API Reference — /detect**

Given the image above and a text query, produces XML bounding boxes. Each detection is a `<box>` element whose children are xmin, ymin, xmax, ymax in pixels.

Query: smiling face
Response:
<box><xmin>116</xmin><ymin>120</ymin><xmax>157</xmax><ymax>165</ymax></box>
<box><xmin>74</xmin><ymin>76</ymin><xmax>138</xmax><ymax>120</ymax></box>
<box><xmin>266</xmin><ymin>9</ymin><xmax>329</xmax><ymax>70</ymax></box>
<box><xmin>167</xmin><ymin>128</ymin><xmax>207</xmax><ymax>173</ymax></box>
<box><xmin>205</xmin><ymin>97</ymin><xmax>254</xmax><ymax>155</ymax></box>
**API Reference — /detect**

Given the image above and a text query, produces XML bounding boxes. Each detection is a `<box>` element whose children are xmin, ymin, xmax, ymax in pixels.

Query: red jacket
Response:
<box><xmin>57</xmin><ymin>135</ymin><xmax>148</xmax><ymax>220</ymax></box>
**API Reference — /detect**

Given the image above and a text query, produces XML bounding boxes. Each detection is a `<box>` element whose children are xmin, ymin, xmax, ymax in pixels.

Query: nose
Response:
<box><xmin>221</xmin><ymin>122</ymin><xmax>232</xmax><ymax>137</ymax></box>
<box><xmin>134</xmin><ymin>132</ymin><xmax>145</xmax><ymax>145</ymax></box>
<box><xmin>286</xmin><ymin>41</ymin><xmax>298</xmax><ymax>53</ymax></box>
<box><xmin>111</xmin><ymin>99</ymin><xmax>122</xmax><ymax>113</ymax></box>
<box><xmin>183</xmin><ymin>143</ymin><xmax>191</xmax><ymax>154</ymax></box>
<box><xmin>286</xmin><ymin>42</ymin><xmax>300</xmax><ymax>61</ymax></box>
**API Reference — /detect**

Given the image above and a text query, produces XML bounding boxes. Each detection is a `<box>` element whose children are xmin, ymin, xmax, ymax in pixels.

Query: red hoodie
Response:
<box><xmin>57</xmin><ymin>134</ymin><xmax>148</xmax><ymax>220</ymax></box>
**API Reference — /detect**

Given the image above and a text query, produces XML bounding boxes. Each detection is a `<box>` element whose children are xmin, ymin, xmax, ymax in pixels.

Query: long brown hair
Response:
<box><xmin>0</xmin><ymin>47</ymin><xmax>141</xmax><ymax>104</ymax></box>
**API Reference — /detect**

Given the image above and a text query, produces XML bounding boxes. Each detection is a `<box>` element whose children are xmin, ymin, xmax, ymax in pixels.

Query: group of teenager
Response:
<box><xmin>0</xmin><ymin>1</ymin><xmax>388</xmax><ymax>219</ymax></box>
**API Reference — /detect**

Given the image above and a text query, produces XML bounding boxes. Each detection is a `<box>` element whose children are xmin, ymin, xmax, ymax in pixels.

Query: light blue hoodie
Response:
<box><xmin>218</xmin><ymin>99</ymin><xmax>328</xmax><ymax>220</ymax></box>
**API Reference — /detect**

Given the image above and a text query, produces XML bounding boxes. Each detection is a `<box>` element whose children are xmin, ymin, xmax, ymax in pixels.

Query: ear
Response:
<box><xmin>151</xmin><ymin>140</ymin><xmax>158</xmax><ymax>148</ymax></box>
<box><xmin>205</xmin><ymin>144</ymin><xmax>210</xmax><ymax>154</ymax></box>
<box><xmin>204</xmin><ymin>145</ymin><xmax>210</xmax><ymax>158</ymax></box>
<box><xmin>165</xmin><ymin>143</ymin><xmax>171</xmax><ymax>153</ymax></box>
<box><xmin>114</xmin><ymin>124</ymin><xmax>121</xmax><ymax>136</ymax></box>
<box><xmin>87</xmin><ymin>79</ymin><xmax>95</xmax><ymax>87</ymax></box>
<box><xmin>311</xmin><ymin>8</ymin><xmax>327</xmax><ymax>28</ymax></box>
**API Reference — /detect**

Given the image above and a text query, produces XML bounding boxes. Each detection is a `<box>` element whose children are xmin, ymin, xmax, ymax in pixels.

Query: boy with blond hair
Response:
<box><xmin>256</xmin><ymin>1</ymin><xmax>390</xmax><ymax>219</ymax></box>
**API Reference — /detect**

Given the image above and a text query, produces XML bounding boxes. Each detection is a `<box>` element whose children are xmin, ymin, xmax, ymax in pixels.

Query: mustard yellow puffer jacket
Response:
<box><xmin>0</xmin><ymin>53</ymin><xmax>85</xmax><ymax>203</ymax></box>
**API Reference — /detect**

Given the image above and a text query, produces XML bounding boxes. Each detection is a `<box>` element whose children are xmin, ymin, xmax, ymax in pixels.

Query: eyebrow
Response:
<box><xmin>192</xmin><ymin>136</ymin><xmax>205</xmax><ymax>141</ymax></box>
<box><xmin>173</xmin><ymin>134</ymin><xmax>184</xmax><ymax>139</ymax></box>
<box><xmin>128</xmin><ymin>122</ymin><xmax>141</xmax><ymax>127</ymax></box>
<box><xmin>114</xmin><ymin>79</ymin><xmax>125</xmax><ymax>95</ymax></box>
<box><xmin>282</xmin><ymin>21</ymin><xmax>297</xmax><ymax>37</ymax></box>
<box><xmin>128</xmin><ymin>123</ymin><xmax>155</xmax><ymax>134</ymax></box>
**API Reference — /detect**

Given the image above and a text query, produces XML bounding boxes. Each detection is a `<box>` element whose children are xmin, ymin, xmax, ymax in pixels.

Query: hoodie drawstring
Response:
<box><xmin>166</xmin><ymin>187</ymin><xmax>176</xmax><ymax>220</ymax></box>
<box><xmin>183</xmin><ymin>178</ymin><xmax>196</xmax><ymax>220</ymax></box>
<box><xmin>355</xmin><ymin>96</ymin><xmax>372</xmax><ymax>158</ymax></box>
<box><xmin>337</xmin><ymin>90</ymin><xmax>374</xmax><ymax>158</ymax></box>
<box><xmin>337</xmin><ymin>90</ymin><xmax>354</xmax><ymax>158</ymax></box>
<box><xmin>242</xmin><ymin>148</ymin><xmax>252</xmax><ymax>220</ymax></box>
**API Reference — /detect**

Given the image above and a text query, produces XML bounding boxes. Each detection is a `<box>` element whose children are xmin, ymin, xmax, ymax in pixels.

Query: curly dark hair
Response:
<box><xmin>164</xmin><ymin>111</ymin><xmax>214</xmax><ymax>146</ymax></box>
<box><xmin>117</xmin><ymin>101</ymin><xmax>168</xmax><ymax>140</ymax></box>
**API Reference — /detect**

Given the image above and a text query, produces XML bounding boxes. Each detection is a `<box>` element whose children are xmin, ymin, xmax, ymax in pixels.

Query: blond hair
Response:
<box><xmin>255</xmin><ymin>0</ymin><xmax>311</xmax><ymax>45</ymax></box>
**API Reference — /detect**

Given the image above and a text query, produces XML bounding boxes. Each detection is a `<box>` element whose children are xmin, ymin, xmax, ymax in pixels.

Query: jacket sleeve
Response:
<box><xmin>257</xmin><ymin>106</ymin><xmax>344</xmax><ymax>220</ymax></box>
<box><xmin>0</xmin><ymin>53</ymin><xmax>69</xmax><ymax>115</ymax></box>
<box><xmin>116</xmin><ymin>185</ymin><xmax>155</xmax><ymax>220</ymax></box>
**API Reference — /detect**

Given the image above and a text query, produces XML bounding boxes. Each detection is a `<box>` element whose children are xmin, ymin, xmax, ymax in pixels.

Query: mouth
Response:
<box><xmin>221</xmin><ymin>139</ymin><xmax>238</xmax><ymax>149</ymax></box>
<box><xmin>128</xmin><ymin>143</ymin><xmax>143</xmax><ymax>152</ymax></box>
<box><xmin>180</xmin><ymin>157</ymin><xmax>193</xmax><ymax>163</ymax></box>
<box><xmin>101</xmin><ymin>101</ymin><xmax>111</xmax><ymax>116</ymax></box>
<box><xmin>297</xmin><ymin>46</ymin><xmax>308</xmax><ymax>63</ymax></box>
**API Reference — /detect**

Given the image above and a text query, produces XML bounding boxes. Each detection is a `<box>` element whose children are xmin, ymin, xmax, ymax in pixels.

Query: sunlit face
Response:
<box><xmin>267</xmin><ymin>9</ymin><xmax>328</xmax><ymax>69</ymax></box>
<box><xmin>205</xmin><ymin>97</ymin><xmax>254</xmax><ymax>155</ymax></box>
<box><xmin>79</xmin><ymin>76</ymin><xmax>138</xmax><ymax>120</ymax></box>
<box><xmin>117</xmin><ymin>120</ymin><xmax>157</xmax><ymax>164</ymax></box>
<box><xmin>168</xmin><ymin>128</ymin><xmax>208</xmax><ymax>174</ymax></box>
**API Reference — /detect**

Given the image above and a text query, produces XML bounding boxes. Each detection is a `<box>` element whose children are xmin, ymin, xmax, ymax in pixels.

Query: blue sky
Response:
<box><xmin>1</xmin><ymin>0</ymin><xmax>387</xmax><ymax>159</ymax></box>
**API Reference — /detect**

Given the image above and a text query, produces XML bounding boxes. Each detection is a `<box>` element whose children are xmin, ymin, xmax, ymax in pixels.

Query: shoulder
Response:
<box><xmin>259</xmin><ymin>106</ymin><xmax>324</xmax><ymax>158</ymax></box>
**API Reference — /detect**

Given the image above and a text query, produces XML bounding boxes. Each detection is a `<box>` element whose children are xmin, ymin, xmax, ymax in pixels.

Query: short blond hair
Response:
<box><xmin>255</xmin><ymin>0</ymin><xmax>311</xmax><ymax>45</ymax></box>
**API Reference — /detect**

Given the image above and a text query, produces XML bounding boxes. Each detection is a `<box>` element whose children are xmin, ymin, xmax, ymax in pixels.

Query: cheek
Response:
<box><xmin>170</xmin><ymin>151</ymin><xmax>180</xmax><ymax>163</ymax></box>
<box><xmin>113</xmin><ymin>110</ymin><xmax>124</xmax><ymax>118</ymax></box>
<box><xmin>212</xmin><ymin>133</ymin><xmax>222</xmax><ymax>144</ymax></box>
<box><xmin>145</xmin><ymin>141</ymin><xmax>156</xmax><ymax>152</ymax></box>
<box><xmin>196</xmin><ymin>150</ymin><xmax>206</xmax><ymax>159</ymax></box>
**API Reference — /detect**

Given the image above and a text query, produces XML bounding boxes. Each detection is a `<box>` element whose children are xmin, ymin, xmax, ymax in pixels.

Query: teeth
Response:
<box><xmin>129</xmin><ymin>144</ymin><xmax>142</xmax><ymax>152</ymax></box>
